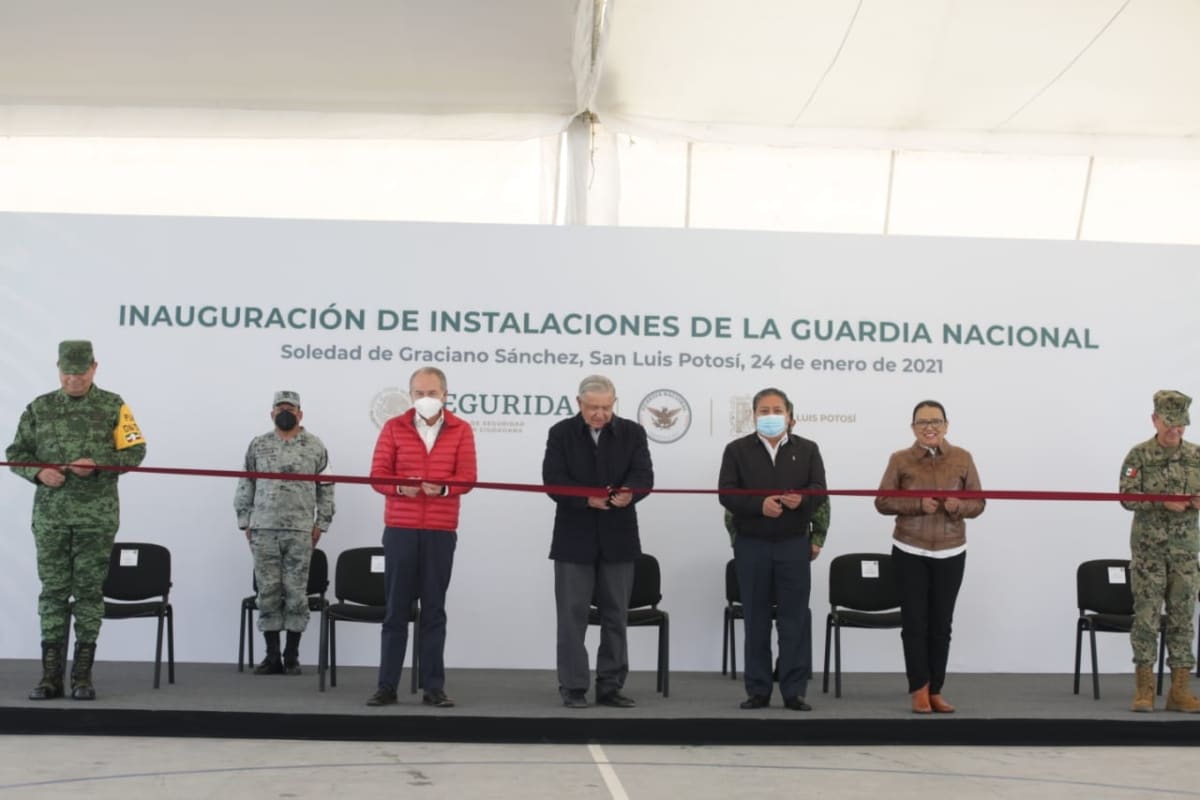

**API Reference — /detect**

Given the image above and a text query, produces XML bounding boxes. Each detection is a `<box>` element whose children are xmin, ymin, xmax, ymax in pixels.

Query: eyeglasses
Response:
<box><xmin>912</xmin><ymin>419</ymin><xmax>946</xmax><ymax>429</ymax></box>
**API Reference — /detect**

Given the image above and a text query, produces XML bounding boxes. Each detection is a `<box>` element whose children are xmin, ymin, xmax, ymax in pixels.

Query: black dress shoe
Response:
<box><xmin>740</xmin><ymin>694</ymin><xmax>770</xmax><ymax>709</ymax></box>
<box><xmin>561</xmin><ymin>689</ymin><xmax>588</xmax><ymax>709</ymax></box>
<box><xmin>366</xmin><ymin>687</ymin><xmax>398</xmax><ymax>706</ymax></box>
<box><xmin>283</xmin><ymin>659</ymin><xmax>302</xmax><ymax>676</ymax></box>
<box><xmin>422</xmin><ymin>690</ymin><xmax>455</xmax><ymax>708</ymax></box>
<box><xmin>783</xmin><ymin>696</ymin><xmax>812</xmax><ymax>711</ymax></box>
<box><xmin>596</xmin><ymin>691</ymin><xmax>637</xmax><ymax>708</ymax></box>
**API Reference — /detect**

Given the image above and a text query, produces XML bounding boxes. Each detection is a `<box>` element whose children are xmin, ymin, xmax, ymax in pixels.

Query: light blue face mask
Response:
<box><xmin>755</xmin><ymin>414</ymin><xmax>787</xmax><ymax>437</ymax></box>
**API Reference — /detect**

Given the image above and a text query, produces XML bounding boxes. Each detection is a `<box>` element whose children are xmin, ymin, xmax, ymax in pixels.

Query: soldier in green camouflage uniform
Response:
<box><xmin>234</xmin><ymin>390</ymin><xmax>335</xmax><ymax>675</ymax></box>
<box><xmin>6</xmin><ymin>340</ymin><xmax>147</xmax><ymax>700</ymax></box>
<box><xmin>1120</xmin><ymin>389</ymin><xmax>1200</xmax><ymax>713</ymax></box>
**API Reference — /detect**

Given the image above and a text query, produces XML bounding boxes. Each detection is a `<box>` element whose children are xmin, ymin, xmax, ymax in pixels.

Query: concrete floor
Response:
<box><xmin>2</xmin><ymin>737</ymin><xmax>1200</xmax><ymax>799</ymax></box>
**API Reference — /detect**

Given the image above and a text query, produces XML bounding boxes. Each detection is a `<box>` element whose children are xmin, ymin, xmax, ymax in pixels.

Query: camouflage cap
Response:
<box><xmin>1154</xmin><ymin>389</ymin><xmax>1191</xmax><ymax>427</ymax></box>
<box><xmin>57</xmin><ymin>340</ymin><xmax>95</xmax><ymax>374</ymax></box>
<box><xmin>273</xmin><ymin>390</ymin><xmax>301</xmax><ymax>408</ymax></box>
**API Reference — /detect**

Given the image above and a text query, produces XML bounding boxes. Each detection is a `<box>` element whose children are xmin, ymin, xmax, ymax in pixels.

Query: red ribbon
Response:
<box><xmin>1</xmin><ymin>460</ymin><xmax>1185</xmax><ymax>503</ymax></box>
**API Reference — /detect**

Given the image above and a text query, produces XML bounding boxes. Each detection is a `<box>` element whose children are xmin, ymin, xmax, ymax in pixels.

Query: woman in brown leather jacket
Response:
<box><xmin>875</xmin><ymin>400</ymin><xmax>985</xmax><ymax>714</ymax></box>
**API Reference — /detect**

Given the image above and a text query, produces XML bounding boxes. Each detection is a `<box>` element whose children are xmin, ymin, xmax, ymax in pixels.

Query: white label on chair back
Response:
<box><xmin>370</xmin><ymin>555</ymin><xmax>385</xmax><ymax>573</ymax></box>
<box><xmin>119</xmin><ymin>549</ymin><xmax>139</xmax><ymax>567</ymax></box>
<box><xmin>1108</xmin><ymin>566</ymin><xmax>1126</xmax><ymax>584</ymax></box>
<box><xmin>861</xmin><ymin>560</ymin><xmax>879</xmax><ymax>578</ymax></box>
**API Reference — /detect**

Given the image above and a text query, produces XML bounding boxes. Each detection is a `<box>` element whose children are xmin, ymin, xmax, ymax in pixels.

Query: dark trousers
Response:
<box><xmin>377</xmin><ymin>527</ymin><xmax>457</xmax><ymax>692</ymax></box>
<box><xmin>892</xmin><ymin>546</ymin><xmax>966</xmax><ymax>694</ymax></box>
<box><xmin>734</xmin><ymin>534</ymin><xmax>811</xmax><ymax>700</ymax></box>
<box><xmin>554</xmin><ymin>559</ymin><xmax>634</xmax><ymax>695</ymax></box>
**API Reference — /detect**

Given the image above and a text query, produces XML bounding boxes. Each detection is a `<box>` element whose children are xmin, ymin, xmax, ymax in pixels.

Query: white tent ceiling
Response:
<box><xmin>0</xmin><ymin>0</ymin><xmax>585</xmax><ymax>138</ymax></box>
<box><xmin>599</xmin><ymin>0</ymin><xmax>1200</xmax><ymax>145</ymax></box>
<box><xmin>2</xmin><ymin>0</ymin><xmax>1198</xmax><ymax>155</ymax></box>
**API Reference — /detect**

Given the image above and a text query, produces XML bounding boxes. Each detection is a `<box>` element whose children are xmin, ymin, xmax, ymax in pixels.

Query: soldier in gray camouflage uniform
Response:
<box><xmin>1120</xmin><ymin>389</ymin><xmax>1200</xmax><ymax>713</ymax></box>
<box><xmin>235</xmin><ymin>390</ymin><xmax>334</xmax><ymax>675</ymax></box>
<box><xmin>6</xmin><ymin>340</ymin><xmax>147</xmax><ymax>700</ymax></box>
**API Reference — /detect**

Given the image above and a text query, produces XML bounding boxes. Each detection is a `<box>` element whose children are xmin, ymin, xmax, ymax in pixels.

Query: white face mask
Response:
<box><xmin>413</xmin><ymin>396</ymin><xmax>444</xmax><ymax>420</ymax></box>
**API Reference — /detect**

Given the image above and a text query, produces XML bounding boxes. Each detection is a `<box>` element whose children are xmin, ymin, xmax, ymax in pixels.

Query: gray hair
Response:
<box><xmin>410</xmin><ymin>366</ymin><xmax>448</xmax><ymax>393</ymax></box>
<box><xmin>578</xmin><ymin>374</ymin><xmax>615</xmax><ymax>397</ymax></box>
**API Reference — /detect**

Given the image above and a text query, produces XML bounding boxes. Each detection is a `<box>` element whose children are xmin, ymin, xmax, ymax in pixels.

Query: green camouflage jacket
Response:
<box><xmin>6</xmin><ymin>385</ymin><xmax>146</xmax><ymax>531</ymax></box>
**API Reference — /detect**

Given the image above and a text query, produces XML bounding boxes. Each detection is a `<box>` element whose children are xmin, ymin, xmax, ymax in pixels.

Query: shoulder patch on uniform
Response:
<box><xmin>1123</xmin><ymin>467</ymin><xmax>1138</xmax><ymax>478</ymax></box>
<box><xmin>113</xmin><ymin>404</ymin><xmax>145</xmax><ymax>450</ymax></box>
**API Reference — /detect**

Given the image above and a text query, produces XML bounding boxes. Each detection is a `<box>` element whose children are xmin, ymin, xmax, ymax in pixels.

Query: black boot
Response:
<box><xmin>29</xmin><ymin>641</ymin><xmax>65</xmax><ymax>700</ymax></box>
<box><xmin>254</xmin><ymin>630</ymin><xmax>283</xmax><ymax>675</ymax></box>
<box><xmin>71</xmin><ymin>641</ymin><xmax>97</xmax><ymax>700</ymax></box>
<box><xmin>283</xmin><ymin>631</ymin><xmax>302</xmax><ymax>676</ymax></box>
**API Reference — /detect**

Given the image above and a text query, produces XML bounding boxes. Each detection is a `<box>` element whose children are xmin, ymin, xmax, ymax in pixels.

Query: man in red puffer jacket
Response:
<box><xmin>366</xmin><ymin>366</ymin><xmax>477</xmax><ymax>708</ymax></box>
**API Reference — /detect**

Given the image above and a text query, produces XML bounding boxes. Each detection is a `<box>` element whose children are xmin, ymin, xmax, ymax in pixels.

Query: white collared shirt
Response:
<box><xmin>415</xmin><ymin>412</ymin><xmax>444</xmax><ymax>452</ymax></box>
<box><xmin>757</xmin><ymin>431</ymin><xmax>789</xmax><ymax>464</ymax></box>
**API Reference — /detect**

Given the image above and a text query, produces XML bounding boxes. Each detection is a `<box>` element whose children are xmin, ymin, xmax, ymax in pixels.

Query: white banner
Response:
<box><xmin>1</xmin><ymin>212</ymin><xmax>1195</xmax><ymax>675</ymax></box>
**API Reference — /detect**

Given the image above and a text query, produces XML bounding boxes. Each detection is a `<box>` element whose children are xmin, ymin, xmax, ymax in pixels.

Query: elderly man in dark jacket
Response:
<box><xmin>543</xmin><ymin>375</ymin><xmax>654</xmax><ymax>709</ymax></box>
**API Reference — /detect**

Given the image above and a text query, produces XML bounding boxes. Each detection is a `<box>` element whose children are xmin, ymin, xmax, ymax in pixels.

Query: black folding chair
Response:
<box><xmin>319</xmin><ymin>546</ymin><xmax>419</xmax><ymax>693</ymax></box>
<box><xmin>1074</xmin><ymin>558</ymin><xmax>1165</xmax><ymax>699</ymax></box>
<box><xmin>822</xmin><ymin>552</ymin><xmax>902</xmax><ymax>698</ymax></box>
<box><xmin>102</xmin><ymin>542</ymin><xmax>175</xmax><ymax>688</ymax></box>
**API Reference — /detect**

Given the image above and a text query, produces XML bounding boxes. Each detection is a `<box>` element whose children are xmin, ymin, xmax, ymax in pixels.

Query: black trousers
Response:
<box><xmin>892</xmin><ymin>546</ymin><xmax>965</xmax><ymax>694</ymax></box>
<box><xmin>734</xmin><ymin>534</ymin><xmax>811</xmax><ymax>700</ymax></box>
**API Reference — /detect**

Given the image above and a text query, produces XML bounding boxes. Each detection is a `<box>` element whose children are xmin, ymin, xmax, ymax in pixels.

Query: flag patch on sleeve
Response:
<box><xmin>113</xmin><ymin>404</ymin><xmax>145</xmax><ymax>450</ymax></box>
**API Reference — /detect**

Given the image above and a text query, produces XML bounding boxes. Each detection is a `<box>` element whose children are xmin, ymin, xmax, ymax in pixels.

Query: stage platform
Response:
<box><xmin>2</xmin><ymin>660</ymin><xmax>1198</xmax><ymax>746</ymax></box>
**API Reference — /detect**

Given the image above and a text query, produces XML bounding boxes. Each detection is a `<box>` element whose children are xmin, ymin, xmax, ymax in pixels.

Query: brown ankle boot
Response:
<box><xmin>911</xmin><ymin>683</ymin><xmax>932</xmax><ymax>714</ymax></box>
<box><xmin>1130</xmin><ymin>665</ymin><xmax>1154</xmax><ymax>712</ymax></box>
<box><xmin>929</xmin><ymin>693</ymin><xmax>956</xmax><ymax>713</ymax></box>
<box><xmin>1165</xmin><ymin>666</ymin><xmax>1200</xmax><ymax>713</ymax></box>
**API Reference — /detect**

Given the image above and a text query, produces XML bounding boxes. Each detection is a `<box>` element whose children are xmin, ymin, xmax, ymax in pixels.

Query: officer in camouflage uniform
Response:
<box><xmin>6</xmin><ymin>340</ymin><xmax>147</xmax><ymax>700</ymax></box>
<box><xmin>234</xmin><ymin>390</ymin><xmax>334</xmax><ymax>675</ymax></box>
<box><xmin>1120</xmin><ymin>389</ymin><xmax>1200</xmax><ymax>713</ymax></box>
